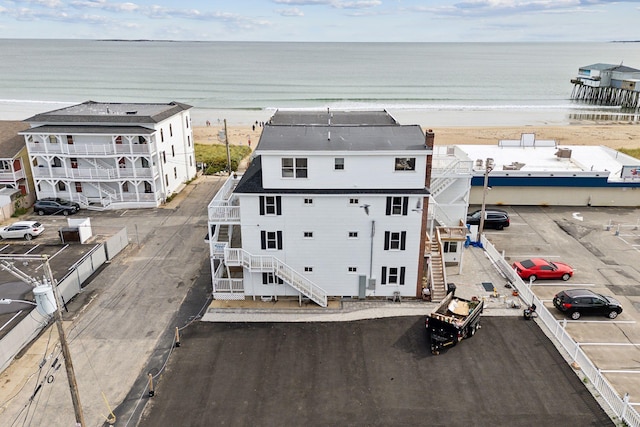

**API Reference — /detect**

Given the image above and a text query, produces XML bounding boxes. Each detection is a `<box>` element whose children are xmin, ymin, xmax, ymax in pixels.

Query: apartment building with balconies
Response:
<box><xmin>20</xmin><ymin>101</ymin><xmax>196</xmax><ymax>209</ymax></box>
<box><xmin>208</xmin><ymin>110</ymin><xmax>436</xmax><ymax>306</ymax></box>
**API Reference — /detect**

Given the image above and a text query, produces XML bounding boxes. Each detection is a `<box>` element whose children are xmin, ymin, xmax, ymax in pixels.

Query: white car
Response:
<box><xmin>0</xmin><ymin>221</ymin><xmax>45</xmax><ymax>240</ymax></box>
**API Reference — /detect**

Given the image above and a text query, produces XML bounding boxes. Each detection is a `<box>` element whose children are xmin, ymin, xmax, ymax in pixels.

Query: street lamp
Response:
<box><xmin>477</xmin><ymin>158</ymin><xmax>494</xmax><ymax>243</ymax></box>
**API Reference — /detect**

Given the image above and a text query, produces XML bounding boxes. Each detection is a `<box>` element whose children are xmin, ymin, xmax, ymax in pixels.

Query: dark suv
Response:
<box><xmin>553</xmin><ymin>289</ymin><xmax>623</xmax><ymax>320</ymax></box>
<box><xmin>466</xmin><ymin>209</ymin><xmax>510</xmax><ymax>230</ymax></box>
<box><xmin>34</xmin><ymin>198</ymin><xmax>80</xmax><ymax>216</ymax></box>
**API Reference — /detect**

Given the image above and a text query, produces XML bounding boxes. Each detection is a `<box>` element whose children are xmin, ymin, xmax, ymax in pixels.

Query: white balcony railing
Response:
<box><xmin>27</xmin><ymin>142</ymin><xmax>154</xmax><ymax>156</ymax></box>
<box><xmin>0</xmin><ymin>169</ymin><xmax>26</xmax><ymax>182</ymax></box>
<box><xmin>32</xmin><ymin>166</ymin><xmax>156</xmax><ymax>180</ymax></box>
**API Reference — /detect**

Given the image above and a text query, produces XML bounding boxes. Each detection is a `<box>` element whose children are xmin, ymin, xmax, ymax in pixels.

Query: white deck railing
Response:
<box><xmin>223</xmin><ymin>247</ymin><xmax>328</xmax><ymax>307</ymax></box>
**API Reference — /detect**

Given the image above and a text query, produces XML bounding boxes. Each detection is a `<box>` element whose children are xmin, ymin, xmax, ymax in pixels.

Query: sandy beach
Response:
<box><xmin>193</xmin><ymin>123</ymin><xmax>640</xmax><ymax>151</ymax></box>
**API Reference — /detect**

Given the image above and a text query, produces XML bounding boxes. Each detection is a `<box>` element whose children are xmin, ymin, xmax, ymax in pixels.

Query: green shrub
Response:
<box><xmin>195</xmin><ymin>144</ymin><xmax>252</xmax><ymax>175</ymax></box>
<box><xmin>619</xmin><ymin>147</ymin><xmax>640</xmax><ymax>160</ymax></box>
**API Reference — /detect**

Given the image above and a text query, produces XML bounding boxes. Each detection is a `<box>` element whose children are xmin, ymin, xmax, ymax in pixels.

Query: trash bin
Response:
<box><xmin>447</xmin><ymin>283</ymin><xmax>456</xmax><ymax>297</ymax></box>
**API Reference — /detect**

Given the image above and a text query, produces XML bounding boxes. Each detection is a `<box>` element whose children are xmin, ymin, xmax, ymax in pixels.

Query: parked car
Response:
<box><xmin>0</xmin><ymin>221</ymin><xmax>45</xmax><ymax>240</ymax></box>
<box><xmin>512</xmin><ymin>258</ymin><xmax>573</xmax><ymax>281</ymax></box>
<box><xmin>466</xmin><ymin>209</ymin><xmax>510</xmax><ymax>230</ymax></box>
<box><xmin>34</xmin><ymin>198</ymin><xmax>80</xmax><ymax>216</ymax></box>
<box><xmin>553</xmin><ymin>289</ymin><xmax>623</xmax><ymax>320</ymax></box>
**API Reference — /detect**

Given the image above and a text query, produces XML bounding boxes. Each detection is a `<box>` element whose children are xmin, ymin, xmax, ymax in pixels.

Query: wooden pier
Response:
<box><xmin>571</xmin><ymin>79</ymin><xmax>640</xmax><ymax>109</ymax></box>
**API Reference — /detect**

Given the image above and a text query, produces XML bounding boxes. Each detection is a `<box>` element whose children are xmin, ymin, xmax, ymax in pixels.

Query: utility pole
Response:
<box><xmin>43</xmin><ymin>256</ymin><xmax>86</xmax><ymax>427</ymax></box>
<box><xmin>477</xmin><ymin>158</ymin><xmax>494</xmax><ymax>243</ymax></box>
<box><xmin>224</xmin><ymin>119</ymin><xmax>232</xmax><ymax>175</ymax></box>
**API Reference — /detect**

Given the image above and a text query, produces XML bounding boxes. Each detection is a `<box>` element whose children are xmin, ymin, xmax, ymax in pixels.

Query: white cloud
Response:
<box><xmin>277</xmin><ymin>7</ymin><xmax>305</xmax><ymax>16</ymax></box>
<box><xmin>70</xmin><ymin>1</ymin><xmax>139</xmax><ymax>13</ymax></box>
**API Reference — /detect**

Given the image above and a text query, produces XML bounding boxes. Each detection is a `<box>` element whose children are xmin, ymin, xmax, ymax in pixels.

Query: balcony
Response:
<box><xmin>33</xmin><ymin>166</ymin><xmax>157</xmax><ymax>180</ymax></box>
<box><xmin>0</xmin><ymin>168</ymin><xmax>26</xmax><ymax>183</ymax></box>
<box><xmin>27</xmin><ymin>142</ymin><xmax>155</xmax><ymax>156</ymax></box>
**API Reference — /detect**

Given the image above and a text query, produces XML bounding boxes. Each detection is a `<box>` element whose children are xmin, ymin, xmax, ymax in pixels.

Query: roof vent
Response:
<box><xmin>475</xmin><ymin>159</ymin><xmax>483</xmax><ymax>168</ymax></box>
<box><xmin>555</xmin><ymin>148</ymin><xmax>572</xmax><ymax>159</ymax></box>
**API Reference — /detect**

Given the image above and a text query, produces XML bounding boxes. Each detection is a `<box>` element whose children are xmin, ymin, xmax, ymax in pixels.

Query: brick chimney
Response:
<box><xmin>425</xmin><ymin>129</ymin><xmax>434</xmax><ymax>187</ymax></box>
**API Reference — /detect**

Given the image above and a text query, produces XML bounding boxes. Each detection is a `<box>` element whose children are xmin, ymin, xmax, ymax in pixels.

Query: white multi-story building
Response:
<box><xmin>208</xmin><ymin>110</ymin><xmax>438</xmax><ymax>306</ymax></box>
<box><xmin>21</xmin><ymin>101</ymin><xmax>196</xmax><ymax>210</ymax></box>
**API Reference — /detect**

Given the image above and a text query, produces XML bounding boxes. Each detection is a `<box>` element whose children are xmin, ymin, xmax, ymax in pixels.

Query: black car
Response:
<box><xmin>34</xmin><ymin>198</ymin><xmax>80</xmax><ymax>216</ymax></box>
<box><xmin>553</xmin><ymin>289</ymin><xmax>623</xmax><ymax>320</ymax></box>
<box><xmin>466</xmin><ymin>209</ymin><xmax>510</xmax><ymax>230</ymax></box>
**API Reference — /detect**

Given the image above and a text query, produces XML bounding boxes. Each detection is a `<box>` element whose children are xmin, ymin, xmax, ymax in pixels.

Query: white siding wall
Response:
<box><xmin>260</xmin><ymin>152</ymin><xmax>428</xmax><ymax>190</ymax></box>
<box><xmin>155</xmin><ymin>112</ymin><xmax>196</xmax><ymax>197</ymax></box>
<box><xmin>239</xmin><ymin>193</ymin><xmax>423</xmax><ymax>297</ymax></box>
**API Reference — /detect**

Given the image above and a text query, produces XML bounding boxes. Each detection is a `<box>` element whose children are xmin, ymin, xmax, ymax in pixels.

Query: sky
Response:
<box><xmin>0</xmin><ymin>0</ymin><xmax>638</xmax><ymax>42</ymax></box>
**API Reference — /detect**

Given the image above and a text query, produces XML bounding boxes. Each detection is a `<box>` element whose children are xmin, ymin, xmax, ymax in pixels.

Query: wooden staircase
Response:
<box><xmin>428</xmin><ymin>236</ymin><xmax>448</xmax><ymax>302</ymax></box>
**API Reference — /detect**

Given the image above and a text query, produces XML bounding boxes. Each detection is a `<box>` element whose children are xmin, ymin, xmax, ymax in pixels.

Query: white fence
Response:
<box><xmin>0</xmin><ymin>229</ymin><xmax>129</xmax><ymax>374</ymax></box>
<box><xmin>481</xmin><ymin>234</ymin><xmax>640</xmax><ymax>427</ymax></box>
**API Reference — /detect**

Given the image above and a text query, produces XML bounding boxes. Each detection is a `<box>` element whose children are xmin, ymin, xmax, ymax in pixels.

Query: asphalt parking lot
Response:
<box><xmin>482</xmin><ymin>205</ymin><xmax>640</xmax><ymax>407</ymax></box>
<box><xmin>139</xmin><ymin>316</ymin><xmax>611</xmax><ymax>427</ymax></box>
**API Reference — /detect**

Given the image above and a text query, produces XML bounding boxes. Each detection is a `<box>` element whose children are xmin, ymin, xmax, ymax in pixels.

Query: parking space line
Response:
<box><xmin>579</xmin><ymin>343</ymin><xmax>640</xmax><ymax>346</ymax></box>
<box><xmin>531</xmin><ymin>283</ymin><xmax>595</xmax><ymax>287</ymax></box>
<box><xmin>564</xmin><ymin>320</ymin><xmax>636</xmax><ymax>324</ymax></box>
<box><xmin>600</xmin><ymin>370</ymin><xmax>640</xmax><ymax>374</ymax></box>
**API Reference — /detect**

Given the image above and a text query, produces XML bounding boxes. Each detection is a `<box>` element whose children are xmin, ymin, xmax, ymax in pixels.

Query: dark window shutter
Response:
<box><xmin>386</xmin><ymin>197</ymin><xmax>391</xmax><ymax>215</ymax></box>
<box><xmin>384</xmin><ymin>231</ymin><xmax>390</xmax><ymax>250</ymax></box>
<box><xmin>277</xmin><ymin>231</ymin><xmax>283</xmax><ymax>250</ymax></box>
<box><xmin>262</xmin><ymin>273</ymin><xmax>268</xmax><ymax>284</ymax></box>
<box><xmin>400</xmin><ymin>232</ymin><xmax>406</xmax><ymax>250</ymax></box>
<box><xmin>276</xmin><ymin>196</ymin><xmax>282</xmax><ymax>215</ymax></box>
<box><xmin>381</xmin><ymin>267</ymin><xmax>387</xmax><ymax>285</ymax></box>
<box><xmin>400</xmin><ymin>267</ymin><xmax>406</xmax><ymax>285</ymax></box>
<box><xmin>402</xmin><ymin>197</ymin><xmax>408</xmax><ymax>215</ymax></box>
<box><xmin>261</xmin><ymin>231</ymin><xmax>266</xmax><ymax>249</ymax></box>
<box><xmin>259</xmin><ymin>196</ymin><xmax>265</xmax><ymax>215</ymax></box>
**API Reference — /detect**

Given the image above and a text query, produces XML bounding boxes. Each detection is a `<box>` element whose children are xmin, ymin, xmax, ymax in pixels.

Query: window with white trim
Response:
<box><xmin>381</xmin><ymin>266</ymin><xmax>406</xmax><ymax>285</ymax></box>
<box><xmin>304</xmin><ymin>198</ymin><xmax>313</xmax><ymax>205</ymax></box>
<box><xmin>348</xmin><ymin>231</ymin><xmax>358</xmax><ymax>238</ymax></box>
<box><xmin>444</xmin><ymin>241</ymin><xmax>458</xmax><ymax>253</ymax></box>
<box><xmin>261</xmin><ymin>231</ymin><xmax>283</xmax><ymax>250</ymax></box>
<box><xmin>349</xmin><ymin>198</ymin><xmax>359</xmax><ymax>205</ymax></box>
<box><xmin>384</xmin><ymin>231</ymin><xmax>406</xmax><ymax>251</ymax></box>
<box><xmin>386</xmin><ymin>196</ymin><xmax>408</xmax><ymax>216</ymax></box>
<box><xmin>303</xmin><ymin>231</ymin><xmax>313</xmax><ymax>238</ymax></box>
<box><xmin>304</xmin><ymin>266</ymin><xmax>313</xmax><ymax>273</ymax></box>
<box><xmin>394</xmin><ymin>157</ymin><xmax>416</xmax><ymax>171</ymax></box>
<box><xmin>335</xmin><ymin>158</ymin><xmax>344</xmax><ymax>170</ymax></box>
<box><xmin>282</xmin><ymin>157</ymin><xmax>308</xmax><ymax>178</ymax></box>
<box><xmin>348</xmin><ymin>267</ymin><xmax>357</xmax><ymax>273</ymax></box>
<box><xmin>260</xmin><ymin>196</ymin><xmax>281</xmax><ymax>215</ymax></box>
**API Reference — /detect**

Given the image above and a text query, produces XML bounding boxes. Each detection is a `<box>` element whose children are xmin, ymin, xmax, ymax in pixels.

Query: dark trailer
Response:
<box><xmin>425</xmin><ymin>291</ymin><xmax>484</xmax><ymax>355</ymax></box>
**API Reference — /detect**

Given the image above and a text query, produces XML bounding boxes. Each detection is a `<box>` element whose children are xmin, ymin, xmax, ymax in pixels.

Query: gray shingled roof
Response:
<box><xmin>0</xmin><ymin>121</ymin><xmax>30</xmax><ymax>158</ymax></box>
<box><xmin>257</xmin><ymin>124</ymin><xmax>427</xmax><ymax>152</ymax></box>
<box><xmin>24</xmin><ymin>101</ymin><xmax>192</xmax><ymax>124</ymax></box>
<box><xmin>19</xmin><ymin>125</ymin><xmax>156</xmax><ymax>135</ymax></box>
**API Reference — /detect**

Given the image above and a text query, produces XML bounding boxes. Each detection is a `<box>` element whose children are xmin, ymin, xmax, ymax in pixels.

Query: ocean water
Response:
<box><xmin>1</xmin><ymin>39</ymin><xmax>640</xmax><ymax>126</ymax></box>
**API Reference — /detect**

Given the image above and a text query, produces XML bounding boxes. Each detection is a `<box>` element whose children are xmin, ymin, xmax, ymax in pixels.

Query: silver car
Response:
<box><xmin>0</xmin><ymin>221</ymin><xmax>45</xmax><ymax>240</ymax></box>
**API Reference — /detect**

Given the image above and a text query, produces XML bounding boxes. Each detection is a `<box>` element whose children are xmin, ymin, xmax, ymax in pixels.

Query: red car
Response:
<box><xmin>512</xmin><ymin>258</ymin><xmax>573</xmax><ymax>282</ymax></box>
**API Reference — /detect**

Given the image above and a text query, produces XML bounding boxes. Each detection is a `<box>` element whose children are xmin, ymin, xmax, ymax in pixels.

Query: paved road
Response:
<box><xmin>138</xmin><ymin>317</ymin><xmax>612</xmax><ymax>427</ymax></box>
<box><xmin>0</xmin><ymin>175</ymin><xmax>225</xmax><ymax>427</ymax></box>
